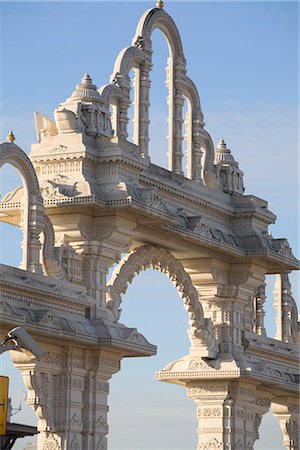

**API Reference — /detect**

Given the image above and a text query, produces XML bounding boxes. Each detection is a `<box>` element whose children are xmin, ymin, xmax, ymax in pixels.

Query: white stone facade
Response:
<box><xmin>0</xmin><ymin>3</ymin><xmax>299</xmax><ymax>450</ymax></box>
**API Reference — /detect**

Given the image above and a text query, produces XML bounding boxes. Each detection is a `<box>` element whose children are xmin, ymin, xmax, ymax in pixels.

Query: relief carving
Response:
<box><xmin>189</xmin><ymin>384</ymin><xmax>227</xmax><ymax>396</ymax></box>
<box><xmin>197</xmin><ymin>437</ymin><xmax>223</xmax><ymax>449</ymax></box>
<box><xmin>41</xmin><ymin>351</ymin><xmax>62</xmax><ymax>366</ymax></box>
<box><xmin>197</xmin><ymin>407</ymin><xmax>222</xmax><ymax>417</ymax></box>
<box><xmin>43</xmin><ymin>436</ymin><xmax>60</xmax><ymax>450</ymax></box>
<box><xmin>70</xmin><ymin>412</ymin><xmax>82</xmax><ymax>428</ymax></box>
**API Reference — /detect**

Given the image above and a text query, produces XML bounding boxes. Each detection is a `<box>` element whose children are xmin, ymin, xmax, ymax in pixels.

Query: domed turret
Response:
<box><xmin>68</xmin><ymin>73</ymin><xmax>102</xmax><ymax>102</ymax></box>
<box><xmin>214</xmin><ymin>139</ymin><xmax>244</xmax><ymax>195</ymax></box>
<box><xmin>214</xmin><ymin>139</ymin><xmax>237</xmax><ymax>166</ymax></box>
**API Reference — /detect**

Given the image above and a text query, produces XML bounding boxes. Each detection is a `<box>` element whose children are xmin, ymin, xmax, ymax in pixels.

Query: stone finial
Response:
<box><xmin>81</xmin><ymin>73</ymin><xmax>93</xmax><ymax>85</ymax></box>
<box><xmin>6</xmin><ymin>130</ymin><xmax>15</xmax><ymax>143</ymax></box>
<box><xmin>156</xmin><ymin>0</ymin><xmax>164</xmax><ymax>9</ymax></box>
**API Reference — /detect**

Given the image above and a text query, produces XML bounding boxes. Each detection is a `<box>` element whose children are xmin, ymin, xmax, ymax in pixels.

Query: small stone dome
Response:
<box><xmin>69</xmin><ymin>73</ymin><xmax>101</xmax><ymax>101</ymax></box>
<box><xmin>214</xmin><ymin>139</ymin><xmax>237</xmax><ymax>166</ymax></box>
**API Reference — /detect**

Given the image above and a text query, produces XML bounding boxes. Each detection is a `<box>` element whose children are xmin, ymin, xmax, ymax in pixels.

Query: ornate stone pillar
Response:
<box><xmin>48</xmin><ymin>215</ymin><xmax>136</xmax><ymax>319</ymax></box>
<box><xmin>191</xmin><ymin>116</ymin><xmax>203</xmax><ymax>183</ymax></box>
<box><xmin>172</xmin><ymin>86</ymin><xmax>184</xmax><ymax>175</ymax></box>
<box><xmin>253</xmin><ymin>282</ymin><xmax>266</xmax><ymax>336</ymax></box>
<box><xmin>166</xmin><ymin>55</ymin><xmax>185</xmax><ymax>175</ymax></box>
<box><xmin>138</xmin><ymin>63</ymin><xmax>151</xmax><ymax>157</ymax></box>
<box><xmin>11</xmin><ymin>345</ymin><xmax>121</xmax><ymax>450</ymax></box>
<box><xmin>272</xmin><ymin>399</ymin><xmax>300</xmax><ymax>450</ymax></box>
<box><xmin>81</xmin><ymin>252</ymin><xmax>108</xmax><ymax>314</ymax></box>
<box><xmin>27</xmin><ymin>197</ymin><xmax>44</xmax><ymax>274</ymax></box>
<box><xmin>19</xmin><ymin>194</ymin><xmax>43</xmax><ymax>274</ymax></box>
<box><xmin>85</xmin><ymin>105</ymin><xmax>96</xmax><ymax>137</ymax></box>
<box><xmin>184</xmin><ymin>259</ymin><xmax>265</xmax><ymax>359</ymax></box>
<box><xmin>274</xmin><ymin>273</ymin><xmax>294</xmax><ymax>343</ymax></box>
<box><xmin>187</xmin><ymin>381</ymin><xmax>271</xmax><ymax>450</ymax></box>
<box><xmin>116</xmin><ymin>74</ymin><xmax>131</xmax><ymax>141</ymax></box>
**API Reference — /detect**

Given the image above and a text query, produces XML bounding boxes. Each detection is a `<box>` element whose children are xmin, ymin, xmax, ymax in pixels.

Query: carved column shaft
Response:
<box><xmin>188</xmin><ymin>381</ymin><xmax>271</xmax><ymax>450</ymax></box>
<box><xmin>138</xmin><ymin>64</ymin><xmax>151</xmax><ymax>156</ymax></box>
<box><xmin>11</xmin><ymin>346</ymin><xmax>121</xmax><ymax>450</ymax></box>
<box><xmin>81</xmin><ymin>251</ymin><xmax>108</xmax><ymax>314</ymax></box>
<box><xmin>195</xmin><ymin>283</ymin><xmax>245</xmax><ymax>358</ymax></box>
<box><xmin>188</xmin><ymin>264</ymin><xmax>265</xmax><ymax>359</ymax></box>
<box><xmin>254</xmin><ymin>283</ymin><xmax>266</xmax><ymax>336</ymax></box>
<box><xmin>191</xmin><ymin>117</ymin><xmax>203</xmax><ymax>183</ymax></box>
<box><xmin>118</xmin><ymin>100</ymin><xmax>130</xmax><ymax>140</ymax></box>
<box><xmin>116</xmin><ymin>75</ymin><xmax>131</xmax><ymax>141</ymax></box>
<box><xmin>274</xmin><ymin>274</ymin><xmax>295</xmax><ymax>343</ymax></box>
<box><xmin>86</xmin><ymin>106</ymin><xmax>96</xmax><ymax>136</ymax></box>
<box><xmin>173</xmin><ymin>87</ymin><xmax>184</xmax><ymax>175</ymax></box>
<box><xmin>21</xmin><ymin>198</ymin><xmax>43</xmax><ymax>274</ymax></box>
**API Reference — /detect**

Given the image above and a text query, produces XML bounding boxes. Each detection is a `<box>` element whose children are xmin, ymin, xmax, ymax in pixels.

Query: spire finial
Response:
<box><xmin>218</xmin><ymin>138</ymin><xmax>226</xmax><ymax>148</ymax></box>
<box><xmin>156</xmin><ymin>0</ymin><xmax>164</xmax><ymax>9</ymax></box>
<box><xmin>7</xmin><ymin>130</ymin><xmax>15</xmax><ymax>143</ymax></box>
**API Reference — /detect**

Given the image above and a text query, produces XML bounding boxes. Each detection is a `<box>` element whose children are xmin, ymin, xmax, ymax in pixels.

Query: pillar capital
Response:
<box><xmin>272</xmin><ymin>398</ymin><xmax>300</xmax><ymax>450</ymax></box>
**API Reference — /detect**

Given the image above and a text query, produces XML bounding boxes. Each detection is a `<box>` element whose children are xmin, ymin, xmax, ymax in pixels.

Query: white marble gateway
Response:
<box><xmin>0</xmin><ymin>2</ymin><xmax>299</xmax><ymax>450</ymax></box>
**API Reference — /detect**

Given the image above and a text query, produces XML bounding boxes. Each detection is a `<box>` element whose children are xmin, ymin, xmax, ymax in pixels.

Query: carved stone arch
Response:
<box><xmin>179</xmin><ymin>76</ymin><xmax>205</xmax><ymax>181</ymax></box>
<box><xmin>132</xmin><ymin>8</ymin><xmax>184</xmax><ymax>57</ymax></box>
<box><xmin>0</xmin><ymin>142</ymin><xmax>41</xmax><ymax>198</ymax></box>
<box><xmin>99</xmin><ymin>84</ymin><xmax>122</xmax><ymax>105</ymax></box>
<box><xmin>199</xmin><ymin>130</ymin><xmax>219</xmax><ymax>188</ymax></box>
<box><xmin>181</xmin><ymin>76</ymin><xmax>203</xmax><ymax>116</ymax></box>
<box><xmin>0</xmin><ymin>142</ymin><xmax>44</xmax><ymax>273</ymax></box>
<box><xmin>98</xmin><ymin>84</ymin><xmax>123</xmax><ymax>138</ymax></box>
<box><xmin>110</xmin><ymin>46</ymin><xmax>146</xmax><ymax>81</ymax></box>
<box><xmin>107</xmin><ymin>245</ymin><xmax>218</xmax><ymax>358</ymax></box>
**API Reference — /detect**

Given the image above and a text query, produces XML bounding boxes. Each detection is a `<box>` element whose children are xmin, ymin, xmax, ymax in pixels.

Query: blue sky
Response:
<box><xmin>0</xmin><ymin>1</ymin><xmax>298</xmax><ymax>449</ymax></box>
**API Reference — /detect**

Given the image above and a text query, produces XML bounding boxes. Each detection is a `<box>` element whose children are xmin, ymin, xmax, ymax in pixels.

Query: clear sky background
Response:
<box><xmin>0</xmin><ymin>1</ymin><xmax>298</xmax><ymax>449</ymax></box>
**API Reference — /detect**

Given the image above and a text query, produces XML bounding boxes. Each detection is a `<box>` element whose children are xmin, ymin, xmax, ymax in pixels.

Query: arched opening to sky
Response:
<box><xmin>0</xmin><ymin>163</ymin><xmax>23</xmax><ymax>267</ymax></box>
<box><xmin>108</xmin><ymin>269</ymin><xmax>197</xmax><ymax>450</ymax></box>
<box><xmin>148</xmin><ymin>29</ymin><xmax>169</xmax><ymax>170</ymax></box>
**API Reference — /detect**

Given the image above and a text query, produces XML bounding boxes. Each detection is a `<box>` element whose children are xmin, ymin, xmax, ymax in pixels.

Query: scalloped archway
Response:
<box><xmin>107</xmin><ymin>245</ymin><xmax>218</xmax><ymax>358</ymax></box>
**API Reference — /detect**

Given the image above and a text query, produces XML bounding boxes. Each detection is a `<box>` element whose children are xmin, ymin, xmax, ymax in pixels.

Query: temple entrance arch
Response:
<box><xmin>107</xmin><ymin>245</ymin><xmax>218</xmax><ymax>358</ymax></box>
